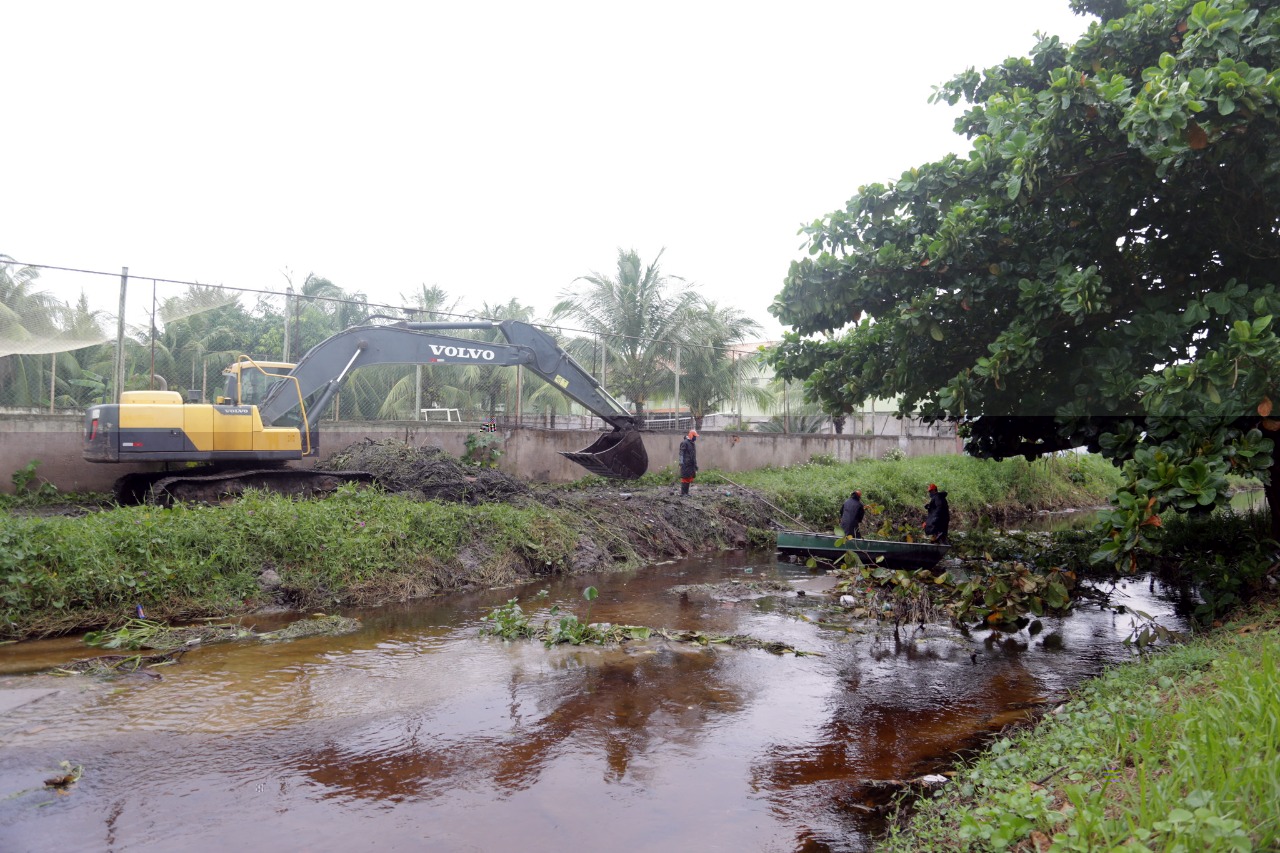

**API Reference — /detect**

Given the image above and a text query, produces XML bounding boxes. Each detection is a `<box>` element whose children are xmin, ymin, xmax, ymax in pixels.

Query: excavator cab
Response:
<box><xmin>220</xmin><ymin>361</ymin><xmax>296</xmax><ymax>407</ymax></box>
<box><xmin>561</xmin><ymin>428</ymin><xmax>648</xmax><ymax>480</ymax></box>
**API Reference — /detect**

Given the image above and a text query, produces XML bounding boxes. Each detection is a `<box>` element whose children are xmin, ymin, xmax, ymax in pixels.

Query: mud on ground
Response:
<box><xmin>319</xmin><ymin>439</ymin><xmax>784</xmax><ymax>570</ymax></box>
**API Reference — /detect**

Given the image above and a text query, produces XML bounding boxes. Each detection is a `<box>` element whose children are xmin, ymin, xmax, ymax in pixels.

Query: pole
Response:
<box><xmin>49</xmin><ymin>352</ymin><xmax>56</xmax><ymax>414</ymax></box>
<box><xmin>115</xmin><ymin>267</ymin><xmax>128</xmax><ymax>402</ymax></box>
<box><xmin>516</xmin><ymin>364</ymin><xmax>523</xmax><ymax>427</ymax></box>
<box><xmin>283</xmin><ymin>286</ymin><xmax>293</xmax><ymax>362</ymax></box>
<box><xmin>735</xmin><ymin>350</ymin><xmax>741</xmax><ymax>429</ymax></box>
<box><xmin>783</xmin><ymin>382</ymin><xmax>789</xmax><ymax>434</ymax></box>
<box><xmin>715</xmin><ymin>472</ymin><xmax>815</xmax><ymax>532</ymax></box>
<box><xmin>415</xmin><ymin>364</ymin><xmax>422</xmax><ymax>420</ymax></box>
<box><xmin>149</xmin><ymin>280</ymin><xmax>157</xmax><ymax>390</ymax></box>
<box><xmin>673</xmin><ymin>343</ymin><xmax>681</xmax><ymax>430</ymax></box>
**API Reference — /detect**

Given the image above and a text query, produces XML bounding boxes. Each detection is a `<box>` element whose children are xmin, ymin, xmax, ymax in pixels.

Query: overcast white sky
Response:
<box><xmin>4</xmin><ymin>1</ymin><xmax>1093</xmax><ymax>340</ymax></box>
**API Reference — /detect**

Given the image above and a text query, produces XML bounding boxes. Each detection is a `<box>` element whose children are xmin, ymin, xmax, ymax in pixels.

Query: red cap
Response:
<box><xmin>688</xmin><ymin>429</ymin><xmax>698</xmax><ymax>439</ymax></box>
<box><xmin>928</xmin><ymin>483</ymin><xmax>937</xmax><ymax>491</ymax></box>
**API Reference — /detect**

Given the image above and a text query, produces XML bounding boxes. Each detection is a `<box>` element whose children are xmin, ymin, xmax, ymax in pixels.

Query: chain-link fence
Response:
<box><xmin>0</xmin><ymin>259</ymin><xmax>957</xmax><ymax>441</ymax></box>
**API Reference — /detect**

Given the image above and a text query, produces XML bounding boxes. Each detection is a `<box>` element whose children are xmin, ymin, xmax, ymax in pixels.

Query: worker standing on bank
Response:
<box><xmin>923</xmin><ymin>483</ymin><xmax>950</xmax><ymax>544</ymax></box>
<box><xmin>678</xmin><ymin>429</ymin><xmax>698</xmax><ymax>495</ymax></box>
<box><xmin>840</xmin><ymin>490</ymin><xmax>865</xmax><ymax>539</ymax></box>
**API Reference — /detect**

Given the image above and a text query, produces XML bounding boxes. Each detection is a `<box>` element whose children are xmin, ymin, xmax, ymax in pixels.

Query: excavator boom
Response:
<box><xmin>84</xmin><ymin>319</ymin><xmax>648</xmax><ymax>503</ymax></box>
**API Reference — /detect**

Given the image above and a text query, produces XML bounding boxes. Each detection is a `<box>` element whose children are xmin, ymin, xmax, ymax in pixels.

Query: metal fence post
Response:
<box><xmin>114</xmin><ymin>267</ymin><xmax>128</xmax><ymax>402</ymax></box>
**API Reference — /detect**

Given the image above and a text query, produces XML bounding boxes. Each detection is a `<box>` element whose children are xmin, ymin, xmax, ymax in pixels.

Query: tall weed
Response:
<box><xmin>725</xmin><ymin>453</ymin><xmax>1122</xmax><ymax>531</ymax></box>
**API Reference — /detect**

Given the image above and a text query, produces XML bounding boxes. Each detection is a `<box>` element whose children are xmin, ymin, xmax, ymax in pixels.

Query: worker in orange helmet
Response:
<box><xmin>678</xmin><ymin>429</ymin><xmax>699</xmax><ymax>495</ymax></box>
<box><xmin>922</xmin><ymin>483</ymin><xmax>950</xmax><ymax>543</ymax></box>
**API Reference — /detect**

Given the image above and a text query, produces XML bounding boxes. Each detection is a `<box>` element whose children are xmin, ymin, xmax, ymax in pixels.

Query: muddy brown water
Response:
<box><xmin>0</xmin><ymin>551</ymin><xmax>1190</xmax><ymax>853</ymax></box>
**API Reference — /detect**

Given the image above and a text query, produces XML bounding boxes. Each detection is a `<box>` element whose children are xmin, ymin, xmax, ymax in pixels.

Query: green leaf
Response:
<box><xmin>1006</xmin><ymin>174</ymin><xmax>1022</xmax><ymax>200</ymax></box>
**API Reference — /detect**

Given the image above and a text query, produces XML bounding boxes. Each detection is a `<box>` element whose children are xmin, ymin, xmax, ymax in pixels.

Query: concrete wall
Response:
<box><xmin>0</xmin><ymin>414</ymin><xmax>961</xmax><ymax>495</ymax></box>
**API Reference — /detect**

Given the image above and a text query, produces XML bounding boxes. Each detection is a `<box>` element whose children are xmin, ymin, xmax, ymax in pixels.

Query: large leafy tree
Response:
<box><xmin>554</xmin><ymin>248</ymin><xmax>701</xmax><ymax>419</ymax></box>
<box><xmin>769</xmin><ymin>0</ymin><xmax>1280</xmax><ymax>563</ymax></box>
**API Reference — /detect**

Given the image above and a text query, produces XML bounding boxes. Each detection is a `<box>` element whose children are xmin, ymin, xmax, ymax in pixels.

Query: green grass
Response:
<box><xmin>0</xmin><ymin>485</ymin><xmax>581</xmax><ymax>639</ymax></box>
<box><xmin>712</xmin><ymin>453</ymin><xmax>1124</xmax><ymax>532</ymax></box>
<box><xmin>880</xmin><ymin>605</ymin><xmax>1280</xmax><ymax>852</ymax></box>
<box><xmin>0</xmin><ymin>453</ymin><xmax>1133</xmax><ymax>640</ymax></box>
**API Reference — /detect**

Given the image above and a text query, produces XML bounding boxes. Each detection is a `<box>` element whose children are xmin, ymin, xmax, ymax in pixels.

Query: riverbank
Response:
<box><xmin>0</xmin><ymin>445</ymin><xmax>1123</xmax><ymax>641</ymax></box>
<box><xmin>878</xmin><ymin>599</ymin><xmax>1280</xmax><ymax>852</ymax></box>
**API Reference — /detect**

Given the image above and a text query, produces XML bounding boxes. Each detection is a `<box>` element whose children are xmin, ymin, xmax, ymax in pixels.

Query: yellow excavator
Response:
<box><xmin>84</xmin><ymin>319</ymin><xmax>647</xmax><ymax>503</ymax></box>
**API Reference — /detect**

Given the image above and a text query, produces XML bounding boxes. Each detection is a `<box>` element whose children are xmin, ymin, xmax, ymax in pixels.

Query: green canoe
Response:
<box><xmin>775</xmin><ymin>530</ymin><xmax>950</xmax><ymax>569</ymax></box>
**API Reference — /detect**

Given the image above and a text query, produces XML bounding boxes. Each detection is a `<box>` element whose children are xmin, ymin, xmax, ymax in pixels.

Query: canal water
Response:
<box><xmin>0</xmin><ymin>551</ymin><xmax>1189</xmax><ymax>852</ymax></box>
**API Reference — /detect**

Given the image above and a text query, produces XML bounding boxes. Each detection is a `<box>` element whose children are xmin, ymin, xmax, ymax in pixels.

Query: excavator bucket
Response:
<box><xmin>560</xmin><ymin>429</ymin><xmax>648</xmax><ymax>480</ymax></box>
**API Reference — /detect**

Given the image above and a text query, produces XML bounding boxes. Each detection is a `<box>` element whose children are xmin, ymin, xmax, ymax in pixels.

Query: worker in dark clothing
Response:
<box><xmin>840</xmin><ymin>490</ymin><xmax>865</xmax><ymax>539</ymax></box>
<box><xmin>678</xmin><ymin>429</ymin><xmax>698</xmax><ymax>495</ymax></box>
<box><xmin>923</xmin><ymin>483</ymin><xmax>950</xmax><ymax>543</ymax></box>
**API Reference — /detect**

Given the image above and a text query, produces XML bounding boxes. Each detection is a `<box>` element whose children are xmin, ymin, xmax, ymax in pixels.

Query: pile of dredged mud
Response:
<box><xmin>319</xmin><ymin>438</ymin><xmax>531</xmax><ymax>504</ymax></box>
<box><xmin>319</xmin><ymin>439</ymin><xmax>784</xmax><ymax>566</ymax></box>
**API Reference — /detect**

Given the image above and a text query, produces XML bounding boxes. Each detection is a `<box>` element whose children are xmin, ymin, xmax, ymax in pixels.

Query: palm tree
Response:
<box><xmin>376</xmin><ymin>285</ymin><xmax>471</xmax><ymax>420</ymax></box>
<box><xmin>679</xmin><ymin>300</ymin><xmax>773</xmax><ymax>431</ymax></box>
<box><xmin>474</xmin><ymin>299</ymin><xmax>535</xmax><ymax>420</ymax></box>
<box><xmin>56</xmin><ymin>293</ymin><xmax>113</xmax><ymax>407</ymax></box>
<box><xmin>0</xmin><ymin>257</ymin><xmax>83</xmax><ymax>408</ymax></box>
<box><xmin>553</xmin><ymin>248</ymin><xmax>699</xmax><ymax>419</ymax></box>
<box><xmin>152</xmin><ymin>287</ymin><xmax>260</xmax><ymax>398</ymax></box>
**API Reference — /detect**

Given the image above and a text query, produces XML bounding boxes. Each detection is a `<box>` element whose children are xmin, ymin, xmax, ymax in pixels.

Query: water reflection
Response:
<box><xmin>0</xmin><ymin>553</ymin><xmax>1189</xmax><ymax>853</ymax></box>
<box><xmin>297</xmin><ymin>643</ymin><xmax>744</xmax><ymax>802</ymax></box>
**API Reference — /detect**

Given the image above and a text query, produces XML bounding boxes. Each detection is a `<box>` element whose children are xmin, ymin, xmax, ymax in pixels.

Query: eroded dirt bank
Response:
<box><xmin>319</xmin><ymin>438</ymin><xmax>782</xmax><ymax>571</ymax></box>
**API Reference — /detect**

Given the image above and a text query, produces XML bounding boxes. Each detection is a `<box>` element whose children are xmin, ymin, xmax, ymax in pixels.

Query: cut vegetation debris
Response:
<box><xmin>318</xmin><ymin>439</ymin><xmax>530</xmax><ymax>504</ymax></box>
<box><xmin>82</xmin><ymin>615</ymin><xmax>361</xmax><ymax>653</ymax></box>
<box><xmin>478</xmin><ymin>595</ymin><xmax>817</xmax><ymax>656</ymax></box>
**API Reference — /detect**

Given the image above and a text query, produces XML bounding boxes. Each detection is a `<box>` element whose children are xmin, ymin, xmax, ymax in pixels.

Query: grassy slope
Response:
<box><xmin>1</xmin><ymin>453</ymin><xmax>1120</xmax><ymax>640</ymax></box>
<box><xmin>719</xmin><ymin>453</ymin><xmax>1124</xmax><ymax>532</ymax></box>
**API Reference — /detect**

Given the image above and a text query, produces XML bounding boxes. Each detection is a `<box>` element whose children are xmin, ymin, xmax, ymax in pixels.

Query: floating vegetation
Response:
<box><xmin>652</xmin><ymin>628</ymin><xmax>819</xmax><ymax>656</ymax></box>
<box><xmin>43</xmin><ymin>762</ymin><xmax>84</xmax><ymax>792</ymax></box>
<box><xmin>80</xmin><ymin>615</ymin><xmax>361</xmax><ymax>655</ymax></box>
<box><xmin>84</xmin><ymin>618</ymin><xmax>256</xmax><ymax>651</ymax></box>
<box><xmin>669</xmin><ymin>579</ymin><xmax>795</xmax><ymax>599</ymax></box>
<box><xmin>479</xmin><ymin>592</ymin><xmax>818</xmax><ymax>656</ymax></box>
<box><xmin>52</xmin><ymin>651</ymin><xmax>184</xmax><ymax>676</ymax></box>
<box><xmin>257</xmin><ymin>614</ymin><xmax>362</xmax><ymax>641</ymax></box>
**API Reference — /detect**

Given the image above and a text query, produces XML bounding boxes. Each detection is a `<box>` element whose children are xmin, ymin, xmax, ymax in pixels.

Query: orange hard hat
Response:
<box><xmin>688</xmin><ymin>429</ymin><xmax>699</xmax><ymax>439</ymax></box>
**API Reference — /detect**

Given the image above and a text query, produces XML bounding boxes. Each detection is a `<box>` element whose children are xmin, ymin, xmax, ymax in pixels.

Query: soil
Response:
<box><xmin>329</xmin><ymin>439</ymin><xmax>785</xmax><ymax>568</ymax></box>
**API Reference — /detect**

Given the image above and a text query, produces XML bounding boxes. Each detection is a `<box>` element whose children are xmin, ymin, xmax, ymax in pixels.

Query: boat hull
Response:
<box><xmin>775</xmin><ymin>530</ymin><xmax>949</xmax><ymax>569</ymax></box>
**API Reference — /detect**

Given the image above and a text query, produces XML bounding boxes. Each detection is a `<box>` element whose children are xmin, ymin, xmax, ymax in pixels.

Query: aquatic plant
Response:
<box><xmin>477</xmin><ymin>593</ymin><xmax>822</xmax><ymax>653</ymax></box>
<box><xmin>834</xmin><ymin>555</ymin><xmax>1077</xmax><ymax>632</ymax></box>
<box><xmin>881</xmin><ymin>609</ymin><xmax>1280</xmax><ymax>852</ymax></box>
<box><xmin>479</xmin><ymin>593</ymin><xmax>544</xmax><ymax>640</ymax></box>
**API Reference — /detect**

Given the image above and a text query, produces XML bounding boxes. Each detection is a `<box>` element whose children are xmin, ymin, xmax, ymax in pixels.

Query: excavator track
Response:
<box><xmin>115</xmin><ymin>468</ymin><xmax>375</xmax><ymax>506</ymax></box>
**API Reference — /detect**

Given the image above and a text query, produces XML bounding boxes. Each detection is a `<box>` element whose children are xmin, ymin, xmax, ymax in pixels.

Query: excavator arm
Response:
<box><xmin>257</xmin><ymin>320</ymin><xmax>647</xmax><ymax>479</ymax></box>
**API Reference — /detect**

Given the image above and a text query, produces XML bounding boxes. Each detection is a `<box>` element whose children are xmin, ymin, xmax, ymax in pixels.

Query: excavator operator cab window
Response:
<box><xmin>222</xmin><ymin>363</ymin><xmax>280</xmax><ymax>408</ymax></box>
<box><xmin>238</xmin><ymin>366</ymin><xmax>273</xmax><ymax>407</ymax></box>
